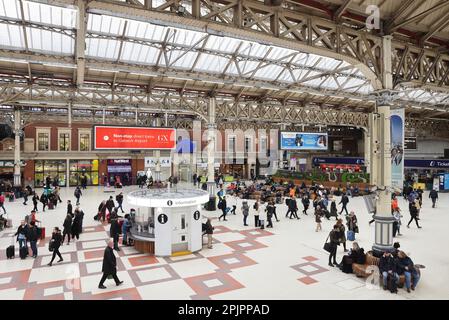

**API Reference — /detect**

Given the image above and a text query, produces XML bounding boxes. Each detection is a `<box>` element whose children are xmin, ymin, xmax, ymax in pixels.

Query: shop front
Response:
<box><xmin>34</xmin><ymin>160</ymin><xmax>67</xmax><ymax>187</ymax></box>
<box><xmin>107</xmin><ymin>159</ymin><xmax>132</xmax><ymax>185</ymax></box>
<box><xmin>144</xmin><ymin>157</ymin><xmax>171</xmax><ymax>181</ymax></box>
<box><xmin>69</xmin><ymin>160</ymin><xmax>99</xmax><ymax>186</ymax></box>
<box><xmin>0</xmin><ymin>160</ymin><xmax>26</xmax><ymax>184</ymax></box>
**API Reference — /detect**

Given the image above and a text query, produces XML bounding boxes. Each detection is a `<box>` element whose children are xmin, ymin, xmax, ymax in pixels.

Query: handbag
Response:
<box><xmin>323</xmin><ymin>234</ymin><xmax>332</xmax><ymax>253</ymax></box>
<box><xmin>48</xmin><ymin>239</ymin><xmax>55</xmax><ymax>252</ymax></box>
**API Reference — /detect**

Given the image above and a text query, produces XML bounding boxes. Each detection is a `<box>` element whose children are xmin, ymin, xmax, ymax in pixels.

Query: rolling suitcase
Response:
<box><xmin>347</xmin><ymin>230</ymin><xmax>355</xmax><ymax>241</ymax></box>
<box><xmin>48</xmin><ymin>202</ymin><xmax>54</xmax><ymax>210</ymax></box>
<box><xmin>40</xmin><ymin>227</ymin><xmax>46</xmax><ymax>240</ymax></box>
<box><xmin>6</xmin><ymin>245</ymin><xmax>15</xmax><ymax>259</ymax></box>
<box><xmin>6</xmin><ymin>218</ymin><xmax>12</xmax><ymax>228</ymax></box>
<box><xmin>20</xmin><ymin>246</ymin><xmax>27</xmax><ymax>259</ymax></box>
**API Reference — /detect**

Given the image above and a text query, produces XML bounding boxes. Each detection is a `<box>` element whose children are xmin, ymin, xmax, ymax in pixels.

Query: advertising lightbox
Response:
<box><xmin>94</xmin><ymin>126</ymin><xmax>176</xmax><ymax>150</ymax></box>
<box><xmin>280</xmin><ymin>132</ymin><xmax>328</xmax><ymax>151</ymax></box>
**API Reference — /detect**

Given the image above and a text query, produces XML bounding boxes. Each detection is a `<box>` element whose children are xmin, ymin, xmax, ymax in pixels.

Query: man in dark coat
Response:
<box><xmin>110</xmin><ymin>218</ymin><xmax>121</xmax><ymax>251</ymax></box>
<box><xmin>116</xmin><ymin>192</ymin><xmax>124</xmax><ymax>213</ymax></box>
<box><xmin>288</xmin><ymin>196</ymin><xmax>299</xmax><ymax>219</ymax></box>
<box><xmin>429</xmin><ymin>189</ymin><xmax>438</xmax><ymax>208</ymax></box>
<box><xmin>379</xmin><ymin>251</ymin><xmax>399</xmax><ymax>291</ymax></box>
<box><xmin>98</xmin><ymin>240</ymin><xmax>123</xmax><ymax>289</ymax></box>
<box><xmin>62</xmin><ymin>213</ymin><xmax>72</xmax><ymax>245</ymax></box>
<box><xmin>67</xmin><ymin>200</ymin><xmax>73</xmax><ymax>217</ymax></box>
<box><xmin>339</xmin><ymin>194</ymin><xmax>350</xmax><ymax>215</ymax></box>
<box><xmin>106</xmin><ymin>196</ymin><xmax>115</xmax><ymax>215</ymax></box>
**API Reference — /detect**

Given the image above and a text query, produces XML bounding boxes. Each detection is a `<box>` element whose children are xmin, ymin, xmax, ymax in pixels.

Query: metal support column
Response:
<box><xmin>154</xmin><ymin>117</ymin><xmax>161</xmax><ymax>181</ymax></box>
<box><xmin>206</xmin><ymin>97</ymin><xmax>217</xmax><ymax>210</ymax></box>
<box><xmin>372</xmin><ymin>35</ymin><xmax>395</xmax><ymax>254</ymax></box>
<box><xmin>13</xmin><ymin>107</ymin><xmax>21</xmax><ymax>187</ymax></box>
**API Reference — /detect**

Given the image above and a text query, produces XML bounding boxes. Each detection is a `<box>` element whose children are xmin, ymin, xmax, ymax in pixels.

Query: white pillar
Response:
<box><xmin>66</xmin><ymin>159</ymin><xmax>70</xmax><ymax>188</ymax></box>
<box><xmin>13</xmin><ymin>108</ymin><xmax>21</xmax><ymax>186</ymax></box>
<box><xmin>207</xmin><ymin>97</ymin><xmax>216</xmax><ymax>196</ymax></box>
<box><xmin>372</xmin><ymin>104</ymin><xmax>395</xmax><ymax>253</ymax></box>
<box><xmin>67</xmin><ymin>103</ymin><xmax>72</xmax><ymax>188</ymax></box>
<box><xmin>154</xmin><ymin>117</ymin><xmax>161</xmax><ymax>181</ymax></box>
<box><xmin>364</xmin><ymin>128</ymin><xmax>370</xmax><ymax>175</ymax></box>
<box><xmin>372</xmin><ymin>35</ymin><xmax>395</xmax><ymax>254</ymax></box>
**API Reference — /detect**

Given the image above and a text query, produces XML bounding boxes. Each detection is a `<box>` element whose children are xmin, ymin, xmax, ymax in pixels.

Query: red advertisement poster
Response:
<box><xmin>94</xmin><ymin>126</ymin><xmax>176</xmax><ymax>150</ymax></box>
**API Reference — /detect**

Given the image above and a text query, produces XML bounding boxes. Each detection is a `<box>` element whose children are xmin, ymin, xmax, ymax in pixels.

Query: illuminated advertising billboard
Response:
<box><xmin>280</xmin><ymin>132</ymin><xmax>328</xmax><ymax>151</ymax></box>
<box><xmin>94</xmin><ymin>126</ymin><xmax>176</xmax><ymax>150</ymax></box>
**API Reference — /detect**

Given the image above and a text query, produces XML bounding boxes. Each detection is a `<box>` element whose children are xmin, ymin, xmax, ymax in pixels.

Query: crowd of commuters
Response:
<box><xmin>1</xmin><ymin>171</ymin><xmax>433</xmax><ymax>294</ymax></box>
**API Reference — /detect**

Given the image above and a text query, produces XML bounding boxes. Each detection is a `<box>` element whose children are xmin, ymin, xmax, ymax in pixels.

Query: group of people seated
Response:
<box><xmin>137</xmin><ymin>175</ymin><xmax>167</xmax><ymax>189</ymax></box>
<box><xmin>338</xmin><ymin>242</ymin><xmax>420</xmax><ymax>294</ymax></box>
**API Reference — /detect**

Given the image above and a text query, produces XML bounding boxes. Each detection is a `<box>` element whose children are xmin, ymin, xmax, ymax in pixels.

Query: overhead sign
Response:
<box><xmin>312</xmin><ymin>157</ymin><xmax>365</xmax><ymax>166</ymax></box>
<box><xmin>0</xmin><ymin>160</ymin><xmax>26</xmax><ymax>167</ymax></box>
<box><xmin>145</xmin><ymin>157</ymin><xmax>171</xmax><ymax>168</ymax></box>
<box><xmin>404</xmin><ymin>137</ymin><xmax>417</xmax><ymax>150</ymax></box>
<box><xmin>405</xmin><ymin>159</ymin><xmax>449</xmax><ymax>168</ymax></box>
<box><xmin>94</xmin><ymin>126</ymin><xmax>176</xmax><ymax>150</ymax></box>
<box><xmin>280</xmin><ymin>132</ymin><xmax>328</xmax><ymax>151</ymax></box>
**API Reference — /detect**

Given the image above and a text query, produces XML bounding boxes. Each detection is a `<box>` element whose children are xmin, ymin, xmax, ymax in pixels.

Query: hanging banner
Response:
<box><xmin>390</xmin><ymin>109</ymin><xmax>405</xmax><ymax>189</ymax></box>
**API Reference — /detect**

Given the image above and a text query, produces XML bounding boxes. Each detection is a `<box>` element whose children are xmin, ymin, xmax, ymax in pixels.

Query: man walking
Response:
<box><xmin>339</xmin><ymin>194</ymin><xmax>350</xmax><ymax>215</ymax></box>
<box><xmin>218</xmin><ymin>196</ymin><xmax>228</xmax><ymax>221</ymax></box>
<box><xmin>429</xmin><ymin>188</ymin><xmax>438</xmax><ymax>208</ymax></box>
<box><xmin>116</xmin><ymin>192</ymin><xmax>124</xmax><ymax>214</ymax></box>
<box><xmin>98</xmin><ymin>240</ymin><xmax>123</xmax><ymax>289</ymax></box>
<box><xmin>288</xmin><ymin>196</ymin><xmax>299</xmax><ymax>219</ymax></box>
<box><xmin>74</xmin><ymin>186</ymin><xmax>82</xmax><ymax>206</ymax></box>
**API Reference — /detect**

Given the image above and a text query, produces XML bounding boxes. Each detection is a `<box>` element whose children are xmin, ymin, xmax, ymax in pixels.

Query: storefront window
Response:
<box><xmin>34</xmin><ymin>160</ymin><xmax>66</xmax><ymax>187</ymax></box>
<box><xmin>69</xmin><ymin>159</ymin><xmax>99</xmax><ymax>186</ymax></box>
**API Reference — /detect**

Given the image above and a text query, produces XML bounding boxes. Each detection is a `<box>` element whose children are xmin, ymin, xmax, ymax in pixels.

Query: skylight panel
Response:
<box><xmin>120</xmin><ymin>42</ymin><xmax>159</xmax><ymax>65</ymax></box>
<box><xmin>22</xmin><ymin>1</ymin><xmax>77</xmax><ymax>28</ymax></box>
<box><xmin>26</xmin><ymin>27</ymin><xmax>73</xmax><ymax>54</ymax></box>
<box><xmin>0</xmin><ymin>0</ymin><xmax>20</xmax><ymax>19</ymax></box>
<box><xmin>0</xmin><ymin>24</ymin><xmax>23</xmax><ymax>48</ymax></box>
<box><xmin>254</xmin><ymin>64</ymin><xmax>284</xmax><ymax>81</ymax></box>
<box><xmin>195</xmin><ymin>53</ymin><xmax>228</xmax><ymax>73</ymax></box>
<box><xmin>86</xmin><ymin>38</ymin><xmax>120</xmax><ymax>60</ymax></box>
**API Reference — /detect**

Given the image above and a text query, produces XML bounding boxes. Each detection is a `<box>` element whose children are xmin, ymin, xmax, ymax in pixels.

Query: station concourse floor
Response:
<box><xmin>0</xmin><ymin>183</ymin><xmax>448</xmax><ymax>300</ymax></box>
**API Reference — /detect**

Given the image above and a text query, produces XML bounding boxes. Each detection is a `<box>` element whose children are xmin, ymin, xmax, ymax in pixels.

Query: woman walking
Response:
<box><xmin>407</xmin><ymin>201</ymin><xmax>422</xmax><ymax>229</ymax></box>
<box><xmin>47</xmin><ymin>227</ymin><xmax>63</xmax><ymax>266</ymax></box>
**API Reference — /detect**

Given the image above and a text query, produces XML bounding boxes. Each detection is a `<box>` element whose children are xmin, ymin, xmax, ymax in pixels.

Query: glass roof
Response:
<box><xmin>0</xmin><ymin>0</ymin><xmax>443</xmax><ymax>106</ymax></box>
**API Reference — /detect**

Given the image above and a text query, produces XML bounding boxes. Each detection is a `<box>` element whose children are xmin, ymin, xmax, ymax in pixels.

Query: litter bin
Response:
<box><xmin>205</xmin><ymin>196</ymin><xmax>216</xmax><ymax>211</ymax></box>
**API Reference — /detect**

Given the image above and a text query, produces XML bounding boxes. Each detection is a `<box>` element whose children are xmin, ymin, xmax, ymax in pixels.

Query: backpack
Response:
<box><xmin>387</xmin><ymin>274</ymin><xmax>398</xmax><ymax>293</ymax></box>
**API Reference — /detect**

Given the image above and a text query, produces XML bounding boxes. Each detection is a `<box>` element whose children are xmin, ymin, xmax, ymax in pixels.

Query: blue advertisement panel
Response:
<box><xmin>312</xmin><ymin>157</ymin><xmax>365</xmax><ymax>166</ymax></box>
<box><xmin>444</xmin><ymin>174</ymin><xmax>449</xmax><ymax>190</ymax></box>
<box><xmin>391</xmin><ymin>109</ymin><xmax>405</xmax><ymax>189</ymax></box>
<box><xmin>280</xmin><ymin>132</ymin><xmax>328</xmax><ymax>151</ymax></box>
